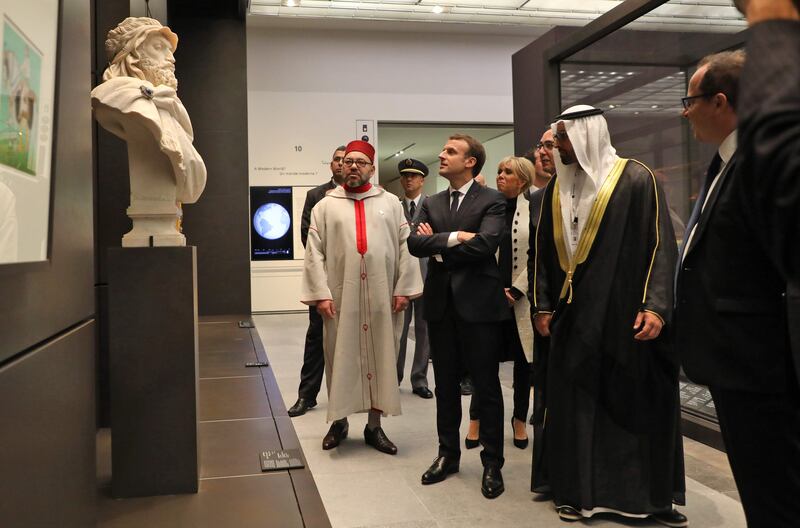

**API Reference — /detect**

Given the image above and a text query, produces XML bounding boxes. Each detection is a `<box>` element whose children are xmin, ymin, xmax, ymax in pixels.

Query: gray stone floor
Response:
<box><xmin>255</xmin><ymin>312</ymin><xmax>746</xmax><ymax>528</ymax></box>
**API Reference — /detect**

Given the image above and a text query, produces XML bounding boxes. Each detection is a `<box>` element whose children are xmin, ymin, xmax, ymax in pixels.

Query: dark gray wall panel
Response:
<box><xmin>93</xmin><ymin>0</ymin><xmax>130</xmax><ymax>428</ymax></box>
<box><xmin>0</xmin><ymin>0</ymin><xmax>94</xmax><ymax>364</ymax></box>
<box><xmin>167</xmin><ymin>5</ymin><xmax>251</xmax><ymax>315</ymax></box>
<box><xmin>0</xmin><ymin>321</ymin><xmax>96</xmax><ymax>528</ymax></box>
<box><xmin>93</xmin><ymin>0</ymin><xmax>131</xmax><ymax>286</ymax></box>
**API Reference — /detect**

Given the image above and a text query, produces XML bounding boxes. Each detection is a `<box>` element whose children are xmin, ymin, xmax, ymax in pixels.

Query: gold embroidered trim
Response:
<box><xmin>552</xmin><ymin>158</ymin><xmax>628</xmax><ymax>303</ymax></box>
<box><xmin>633</xmin><ymin>159</ymin><xmax>661</xmax><ymax>305</ymax></box>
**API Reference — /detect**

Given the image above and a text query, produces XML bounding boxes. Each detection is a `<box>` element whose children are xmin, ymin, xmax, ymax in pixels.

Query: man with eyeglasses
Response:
<box><xmin>301</xmin><ymin>140</ymin><xmax>422</xmax><ymax>455</ymax></box>
<box><xmin>532</xmin><ymin>105</ymin><xmax>685</xmax><ymax>526</ymax></box>
<box><xmin>526</xmin><ymin>128</ymin><xmax>556</xmax><ymax>495</ymax></box>
<box><xmin>677</xmin><ymin>18</ymin><xmax>800</xmax><ymax>524</ymax></box>
<box><xmin>524</xmin><ymin>129</ymin><xmax>557</xmax><ymax>191</ymax></box>
<box><xmin>287</xmin><ymin>145</ymin><xmax>346</xmax><ymax>418</ymax></box>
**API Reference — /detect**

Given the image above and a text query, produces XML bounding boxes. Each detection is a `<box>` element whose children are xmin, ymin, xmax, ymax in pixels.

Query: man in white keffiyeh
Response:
<box><xmin>532</xmin><ymin>105</ymin><xmax>686</xmax><ymax>526</ymax></box>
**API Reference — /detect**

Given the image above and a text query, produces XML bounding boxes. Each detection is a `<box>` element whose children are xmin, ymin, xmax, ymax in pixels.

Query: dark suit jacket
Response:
<box><xmin>300</xmin><ymin>179</ymin><xmax>336</xmax><ymax>247</ymax></box>
<box><xmin>402</xmin><ymin>195</ymin><xmax>428</xmax><ymax>278</ymax></box>
<box><xmin>675</xmin><ymin>152</ymin><xmax>790</xmax><ymax>393</ymax></box>
<box><xmin>526</xmin><ymin>186</ymin><xmax>547</xmax><ymax>311</ymax></box>
<box><xmin>407</xmin><ymin>182</ymin><xmax>509</xmax><ymax>323</ymax></box>
<box><xmin>738</xmin><ymin>20</ymin><xmax>800</xmax><ymax>385</ymax></box>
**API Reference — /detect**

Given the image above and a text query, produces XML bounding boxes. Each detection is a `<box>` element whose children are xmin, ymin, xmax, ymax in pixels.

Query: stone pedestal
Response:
<box><xmin>107</xmin><ymin>246</ymin><xmax>199</xmax><ymax>497</ymax></box>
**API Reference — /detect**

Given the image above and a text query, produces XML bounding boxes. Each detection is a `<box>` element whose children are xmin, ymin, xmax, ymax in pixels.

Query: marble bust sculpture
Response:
<box><xmin>91</xmin><ymin>17</ymin><xmax>206</xmax><ymax>247</ymax></box>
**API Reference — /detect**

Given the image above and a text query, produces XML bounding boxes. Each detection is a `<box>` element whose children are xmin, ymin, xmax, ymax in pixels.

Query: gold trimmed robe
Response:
<box><xmin>532</xmin><ymin>159</ymin><xmax>685</xmax><ymax>514</ymax></box>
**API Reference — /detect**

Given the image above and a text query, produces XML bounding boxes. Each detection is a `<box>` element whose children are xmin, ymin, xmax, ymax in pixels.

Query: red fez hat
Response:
<box><xmin>345</xmin><ymin>140</ymin><xmax>375</xmax><ymax>163</ymax></box>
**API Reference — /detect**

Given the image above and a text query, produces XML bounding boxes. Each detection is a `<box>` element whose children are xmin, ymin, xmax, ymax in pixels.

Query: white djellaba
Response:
<box><xmin>91</xmin><ymin>17</ymin><xmax>207</xmax><ymax>247</ymax></box>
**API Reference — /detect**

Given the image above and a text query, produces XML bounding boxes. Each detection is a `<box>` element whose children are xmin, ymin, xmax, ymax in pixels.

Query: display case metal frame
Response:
<box><xmin>542</xmin><ymin>0</ymin><xmax>748</xmax><ymax>124</ymax></box>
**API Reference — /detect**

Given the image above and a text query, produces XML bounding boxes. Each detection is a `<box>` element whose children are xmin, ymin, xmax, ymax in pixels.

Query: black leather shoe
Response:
<box><xmin>481</xmin><ymin>466</ymin><xmax>504</xmax><ymax>499</ymax></box>
<box><xmin>412</xmin><ymin>386</ymin><xmax>434</xmax><ymax>399</ymax></box>
<box><xmin>511</xmin><ymin>417</ymin><xmax>529</xmax><ymax>449</ymax></box>
<box><xmin>651</xmin><ymin>509</ymin><xmax>688</xmax><ymax>528</ymax></box>
<box><xmin>364</xmin><ymin>426</ymin><xmax>397</xmax><ymax>455</ymax></box>
<box><xmin>460</xmin><ymin>377</ymin><xmax>474</xmax><ymax>396</ymax></box>
<box><xmin>322</xmin><ymin>419</ymin><xmax>348</xmax><ymax>450</ymax></box>
<box><xmin>421</xmin><ymin>456</ymin><xmax>459</xmax><ymax>485</ymax></box>
<box><xmin>464</xmin><ymin>437</ymin><xmax>479</xmax><ymax>449</ymax></box>
<box><xmin>288</xmin><ymin>397</ymin><xmax>317</xmax><ymax>417</ymax></box>
<box><xmin>556</xmin><ymin>505</ymin><xmax>581</xmax><ymax>522</ymax></box>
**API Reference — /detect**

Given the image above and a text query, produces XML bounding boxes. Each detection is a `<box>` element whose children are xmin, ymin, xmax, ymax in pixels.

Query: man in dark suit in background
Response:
<box><xmin>408</xmin><ymin>134</ymin><xmax>508</xmax><ymax>499</ymax></box>
<box><xmin>736</xmin><ymin>0</ymin><xmax>800</xmax><ymax>386</ymax></box>
<box><xmin>287</xmin><ymin>145</ymin><xmax>346</xmax><ymax>417</ymax></box>
<box><xmin>674</xmin><ymin>47</ymin><xmax>798</xmax><ymax>526</ymax></box>
<box><xmin>526</xmin><ymin>129</ymin><xmax>555</xmax><ymax>493</ymax></box>
<box><xmin>397</xmin><ymin>158</ymin><xmax>433</xmax><ymax>399</ymax></box>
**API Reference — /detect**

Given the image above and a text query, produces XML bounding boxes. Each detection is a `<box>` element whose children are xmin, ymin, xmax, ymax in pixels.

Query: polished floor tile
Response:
<box><xmin>255</xmin><ymin>312</ymin><xmax>747</xmax><ymax>528</ymax></box>
<box><xmin>199</xmin><ymin>418</ymin><xmax>282</xmax><ymax>478</ymax></box>
<box><xmin>99</xmin><ymin>319</ymin><xmax>329</xmax><ymax>528</ymax></box>
<box><xmin>199</xmin><ymin>347</ymin><xmax>260</xmax><ymax>379</ymax></box>
<box><xmin>99</xmin><ymin>473</ymin><xmax>305</xmax><ymax>528</ymax></box>
<box><xmin>198</xmin><ymin>376</ymin><xmax>271</xmax><ymax>421</ymax></box>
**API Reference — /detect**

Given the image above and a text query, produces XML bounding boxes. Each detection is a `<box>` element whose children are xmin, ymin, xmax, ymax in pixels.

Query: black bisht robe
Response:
<box><xmin>532</xmin><ymin>159</ymin><xmax>685</xmax><ymax>514</ymax></box>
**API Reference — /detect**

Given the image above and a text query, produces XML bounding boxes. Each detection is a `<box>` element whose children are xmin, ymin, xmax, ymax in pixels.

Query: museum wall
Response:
<box><xmin>168</xmin><ymin>1</ymin><xmax>251</xmax><ymax>316</ymax></box>
<box><xmin>0</xmin><ymin>0</ymin><xmax>96</xmax><ymax>526</ymax></box>
<box><xmin>247</xmin><ymin>25</ymin><xmax>530</xmax><ymax>311</ymax></box>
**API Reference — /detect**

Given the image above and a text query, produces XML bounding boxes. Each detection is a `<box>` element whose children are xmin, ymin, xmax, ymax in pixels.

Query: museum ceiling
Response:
<box><xmin>249</xmin><ymin>0</ymin><xmax>745</xmax><ymax>34</ymax></box>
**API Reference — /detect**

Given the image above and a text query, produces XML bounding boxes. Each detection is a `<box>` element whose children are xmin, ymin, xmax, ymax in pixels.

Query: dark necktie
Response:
<box><xmin>676</xmin><ymin>153</ymin><xmax>722</xmax><ymax>291</ymax></box>
<box><xmin>450</xmin><ymin>191</ymin><xmax>460</xmax><ymax>217</ymax></box>
<box><xmin>408</xmin><ymin>200</ymin><xmax>416</xmax><ymax>219</ymax></box>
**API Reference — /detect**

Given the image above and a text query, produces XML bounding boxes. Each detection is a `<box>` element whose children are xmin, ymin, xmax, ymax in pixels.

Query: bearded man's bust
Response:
<box><xmin>91</xmin><ymin>17</ymin><xmax>206</xmax><ymax>247</ymax></box>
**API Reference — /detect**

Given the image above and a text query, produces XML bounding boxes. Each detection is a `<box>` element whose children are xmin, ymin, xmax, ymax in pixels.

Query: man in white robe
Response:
<box><xmin>301</xmin><ymin>140</ymin><xmax>423</xmax><ymax>455</ymax></box>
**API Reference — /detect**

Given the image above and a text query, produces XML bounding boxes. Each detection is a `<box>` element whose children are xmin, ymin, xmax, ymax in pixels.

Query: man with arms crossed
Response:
<box><xmin>408</xmin><ymin>134</ymin><xmax>508</xmax><ymax>499</ymax></box>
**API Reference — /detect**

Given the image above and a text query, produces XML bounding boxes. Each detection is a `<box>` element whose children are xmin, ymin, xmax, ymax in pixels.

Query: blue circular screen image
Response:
<box><xmin>253</xmin><ymin>203</ymin><xmax>291</xmax><ymax>240</ymax></box>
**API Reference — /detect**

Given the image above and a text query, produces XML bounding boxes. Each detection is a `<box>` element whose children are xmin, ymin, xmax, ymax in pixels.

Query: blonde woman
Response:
<box><xmin>466</xmin><ymin>156</ymin><xmax>535</xmax><ymax>450</ymax></box>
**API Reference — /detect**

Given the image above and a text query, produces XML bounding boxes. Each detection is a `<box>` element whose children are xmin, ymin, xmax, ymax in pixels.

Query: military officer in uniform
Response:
<box><xmin>397</xmin><ymin>158</ymin><xmax>433</xmax><ymax>399</ymax></box>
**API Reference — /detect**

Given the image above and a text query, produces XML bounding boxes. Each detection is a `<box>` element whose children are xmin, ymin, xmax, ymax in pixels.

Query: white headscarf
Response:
<box><xmin>551</xmin><ymin>105</ymin><xmax>619</xmax><ymax>257</ymax></box>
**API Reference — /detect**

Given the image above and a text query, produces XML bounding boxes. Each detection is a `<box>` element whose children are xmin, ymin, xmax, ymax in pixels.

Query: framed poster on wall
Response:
<box><xmin>0</xmin><ymin>0</ymin><xmax>59</xmax><ymax>265</ymax></box>
<box><xmin>250</xmin><ymin>186</ymin><xmax>294</xmax><ymax>261</ymax></box>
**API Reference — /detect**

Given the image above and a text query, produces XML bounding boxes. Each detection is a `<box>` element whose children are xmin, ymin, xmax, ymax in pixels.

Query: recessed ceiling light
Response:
<box><xmin>578</xmin><ymin>70</ymin><xmax>585</xmax><ymax>74</ymax></box>
<box><xmin>627</xmin><ymin>72</ymin><xmax>634</xmax><ymax>76</ymax></box>
<box><xmin>651</xmin><ymin>104</ymin><xmax>659</xmax><ymax>109</ymax></box>
<box><xmin>609</xmin><ymin>104</ymin><xmax>616</xmax><ymax>109</ymax></box>
<box><xmin>432</xmin><ymin>5</ymin><xmax>444</xmax><ymax>14</ymax></box>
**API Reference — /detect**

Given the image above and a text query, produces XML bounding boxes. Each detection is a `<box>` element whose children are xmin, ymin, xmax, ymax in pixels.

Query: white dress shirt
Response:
<box><xmin>446</xmin><ymin>178</ymin><xmax>474</xmax><ymax>247</ymax></box>
<box><xmin>405</xmin><ymin>194</ymin><xmax>421</xmax><ymax>215</ymax></box>
<box><xmin>682</xmin><ymin>130</ymin><xmax>737</xmax><ymax>263</ymax></box>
